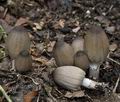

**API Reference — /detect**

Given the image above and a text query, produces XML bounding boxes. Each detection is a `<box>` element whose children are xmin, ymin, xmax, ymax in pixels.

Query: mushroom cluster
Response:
<box><xmin>53</xmin><ymin>24</ymin><xmax>109</xmax><ymax>90</ymax></box>
<box><xmin>5</xmin><ymin>26</ymin><xmax>32</xmax><ymax>72</ymax></box>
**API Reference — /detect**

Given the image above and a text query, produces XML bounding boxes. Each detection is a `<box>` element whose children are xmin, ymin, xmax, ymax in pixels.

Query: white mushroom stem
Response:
<box><xmin>81</xmin><ymin>78</ymin><xmax>103</xmax><ymax>89</ymax></box>
<box><xmin>89</xmin><ymin>64</ymin><xmax>100</xmax><ymax>80</ymax></box>
<box><xmin>10</xmin><ymin>60</ymin><xmax>15</xmax><ymax>71</ymax></box>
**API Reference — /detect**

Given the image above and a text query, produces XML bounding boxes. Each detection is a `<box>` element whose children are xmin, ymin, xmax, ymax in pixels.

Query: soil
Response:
<box><xmin>0</xmin><ymin>0</ymin><xmax>120</xmax><ymax>102</ymax></box>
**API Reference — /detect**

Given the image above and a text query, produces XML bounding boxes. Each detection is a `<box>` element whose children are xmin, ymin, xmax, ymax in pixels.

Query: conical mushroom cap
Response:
<box><xmin>71</xmin><ymin>37</ymin><xmax>84</xmax><ymax>54</ymax></box>
<box><xmin>84</xmin><ymin>25</ymin><xmax>109</xmax><ymax>64</ymax></box>
<box><xmin>74</xmin><ymin>51</ymin><xmax>90</xmax><ymax>71</ymax></box>
<box><xmin>15</xmin><ymin>50</ymin><xmax>32</xmax><ymax>72</ymax></box>
<box><xmin>6</xmin><ymin>26</ymin><xmax>31</xmax><ymax>59</ymax></box>
<box><xmin>53</xmin><ymin>38</ymin><xmax>74</xmax><ymax>66</ymax></box>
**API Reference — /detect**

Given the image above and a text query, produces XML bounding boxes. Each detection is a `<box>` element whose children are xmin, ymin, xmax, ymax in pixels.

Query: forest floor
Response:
<box><xmin>0</xmin><ymin>0</ymin><xmax>120</xmax><ymax>102</ymax></box>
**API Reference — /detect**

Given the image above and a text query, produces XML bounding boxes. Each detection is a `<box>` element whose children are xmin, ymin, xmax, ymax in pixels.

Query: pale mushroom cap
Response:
<box><xmin>84</xmin><ymin>25</ymin><xmax>109</xmax><ymax>64</ymax></box>
<box><xmin>15</xmin><ymin>50</ymin><xmax>32</xmax><ymax>72</ymax></box>
<box><xmin>53</xmin><ymin>39</ymin><xmax>74</xmax><ymax>66</ymax></box>
<box><xmin>71</xmin><ymin>37</ymin><xmax>84</xmax><ymax>54</ymax></box>
<box><xmin>6</xmin><ymin>26</ymin><xmax>31</xmax><ymax>59</ymax></box>
<box><xmin>53</xmin><ymin>66</ymin><xmax>86</xmax><ymax>90</ymax></box>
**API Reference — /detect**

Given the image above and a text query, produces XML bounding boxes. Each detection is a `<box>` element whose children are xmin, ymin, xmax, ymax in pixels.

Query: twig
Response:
<box><xmin>107</xmin><ymin>57</ymin><xmax>120</xmax><ymax>65</ymax></box>
<box><xmin>113</xmin><ymin>76</ymin><xmax>120</xmax><ymax>93</ymax></box>
<box><xmin>107</xmin><ymin>53</ymin><xmax>120</xmax><ymax>65</ymax></box>
<box><xmin>23</xmin><ymin>75</ymin><xmax>39</xmax><ymax>85</ymax></box>
<box><xmin>0</xmin><ymin>85</ymin><xmax>12</xmax><ymax>102</ymax></box>
<box><xmin>106</xmin><ymin>5</ymin><xmax>113</xmax><ymax>15</ymax></box>
<box><xmin>3</xmin><ymin>8</ymin><xmax>8</xmax><ymax>18</ymax></box>
<box><xmin>36</xmin><ymin>91</ymin><xmax>40</xmax><ymax>102</ymax></box>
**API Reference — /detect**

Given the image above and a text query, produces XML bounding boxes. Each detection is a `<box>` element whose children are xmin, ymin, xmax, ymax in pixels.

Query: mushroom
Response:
<box><xmin>71</xmin><ymin>37</ymin><xmax>84</xmax><ymax>54</ymax></box>
<box><xmin>6</xmin><ymin>26</ymin><xmax>30</xmax><ymax>59</ymax></box>
<box><xmin>84</xmin><ymin>25</ymin><xmax>109</xmax><ymax>80</ymax></box>
<box><xmin>74</xmin><ymin>51</ymin><xmax>90</xmax><ymax>71</ymax></box>
<box><xmin>53</xmin><ymin>37</ymin><xmax>74</xmax><ymax>66</ymax></box>
<box><xmin>53</xmin><ymin>66</ymin><xmax>105</xmax><ymax>90</ymax></box>
<box><xmin>15</xmin><ymin>50</ymin><xmax>32</xmax><ymax>72</ymax></box>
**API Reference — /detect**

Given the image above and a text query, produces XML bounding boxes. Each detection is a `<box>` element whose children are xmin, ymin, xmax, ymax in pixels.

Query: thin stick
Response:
<box><xmin>113</xmin><ymin>76</ymin><xmax>120</xmax><ymax>93</ymax></box>
<box><xmin>0</xmin><ymin>85</ymin><xmax>12</xmax><ymax>102</ymax></box>
<box><xmin>23</xmin><ymin>75</ymin><xmax>39</xmax><ymax>85</ymax></box>
<box><xmin>107</xmin><ymin>52</ymin><xmax>120</xmax><ymax>65</ymax></box>
<box><xmin>107</xmin><ymin>57</ymin><xmax>120</xmax><ymax>65</ymax></box>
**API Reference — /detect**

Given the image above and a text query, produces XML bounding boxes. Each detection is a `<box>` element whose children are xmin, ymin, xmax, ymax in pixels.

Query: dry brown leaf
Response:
<box><xmin>33</xmin><ymin>56</ymin><xmax>48</xmax><ymax>65</ymax></box>
<box><xmin>33</xmin><ymin>21</ymin><xmax>44</xmax><ymax>31</ymax></box>
<box><xmin>46</xmin><ymin>58</ymin><xmax>56</xmax><ymax>67</ymax></box>
<box><xmin>72</xmin><ymin>26</ymin><xmax>80</xmax><ymax>33</ymax></box>
<box><xmin>47</xmin><ymin>41</ymin><xmax>56</xmax><ymax>52</ymax></box>
<box><xmin>94</xmin><ymin>16</ymin><xmax>111</xmax><ymax>26</ymax></box>
<box><xmin>64</xmin><ymin>91</ymin><xmax>85</xmax><ymax>98</ymax></box>
<box><xmin>4</xmin><ymin>14</ymin><xmax>16</xmax><ymax>25</ymax></box>
<box><xmin>15</xmin><ymin>17</ymin><xmax>29</xmax><ymax>26</ymax></box>
<box><xmin>109</xmin><ymin>43</ymin><xmax>118</xmax><ymax>52</ymax></box>
<box><xmin>59</xmin><ymin>19</ymin><xmax>65</xmax><ymax>28</ymax></box>
<box><xmin>24</xmin><ymin>90</ymin><xmax>38</xmax><ymax>102</ymax></box>
<box><xmin>75</xmin><ymin>21</ymin><xmax>80</xmax><ymax>27</ymax></box>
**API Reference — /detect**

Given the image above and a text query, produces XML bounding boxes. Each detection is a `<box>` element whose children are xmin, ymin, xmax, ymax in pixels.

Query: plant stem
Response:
<box><xmin>0</xmin><ymin>85</ymin><xmax>12</xmax><ymax>102</ymax></box>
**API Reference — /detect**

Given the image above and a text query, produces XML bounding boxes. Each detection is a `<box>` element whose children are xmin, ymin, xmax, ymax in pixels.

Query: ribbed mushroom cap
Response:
<box><xmin>15</xmin><ymin>50</ymin><xmax>32</xmax><ymax>72</ymax></box>
<box><xmin>71</xmin><ymin>37</ymin><xmax>84</xmax><ymax>54</ymax></box>
<box><xmin>6</xmin><ymin>26</ymin><xmax>31</xmax><ymax>59</ymax></box>
<box><xmin>53</xmin><ymin>66</ymin><xmax>85</xmax><ymax>90</ymax></box>
<box><xmin>53</xmin><ymin>38</ymin><xmax>74</xmax><ymax>66</ymax></box>
<box><xmin>84</xmin><ymin>25</ymin><xmax>109</xmax><ymax>64</ymax></box>
<box><xmin>74</xmin><ymin>51</ymin><xmax>90</xmax><ymax>71</ymax></box>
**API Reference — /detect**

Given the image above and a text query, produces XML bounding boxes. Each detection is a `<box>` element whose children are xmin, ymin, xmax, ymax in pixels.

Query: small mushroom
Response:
<box><xmin>5</xmin><ymin>26</ymin><xmax>31</xmax><ymax>59</ymax></box>
<box><xmin>71</xmin><ymin>37</ymin><xmax>84</xmax><ymax>54</ymax></box>
<box><xmin>74</xmin><ymin>51</ymin><xmax>90</xmax><ymax>71</ymax></box>
<box><xmin>53</xmin><ymin>37</ymin><xmax>74</xmax><ymax>66</ymax></box>
<box><xmin>15</xmin><ymin>50</ymin><xmax>32</xmax><ymax>72</ymax></box>
<box><xmin>53</xmin><ymin>66</ymin><xmax>105</xmax><ymax>90</ymax></box>
<box><xmin>84</xmin><ymin>25</ymin><xmax>109</xmax><ymax>80</ymax></box>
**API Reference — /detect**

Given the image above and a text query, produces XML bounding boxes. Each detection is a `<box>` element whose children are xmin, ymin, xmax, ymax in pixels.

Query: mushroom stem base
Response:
<box><xmin>89</xmin><ymin>64</ymin><xmax>100</xmax><ymax>80</ymax></box>
<box><xmin>82</xmin><ymin>78</ymin><xmax>104</xmax><ymax>89</ymax></box>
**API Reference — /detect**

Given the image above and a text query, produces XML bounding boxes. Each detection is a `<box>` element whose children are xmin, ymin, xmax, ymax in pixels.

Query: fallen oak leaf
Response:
<box><xmin>64</xmin><ymin>90</ymin><xmax>85</xmax><ymax>98</ymax></box>
<box><xmin>109</xmin><ymin>43</ymin><xmax>118</xmax><ymax>52</ymax></box>
<box><xmin>24</xmin><ymin>90</ymin><xmax>38</xmax><ymax>102</ymax></box>
<box><xmin>15</xmin><ymin>17</ymin><xmax>29</xmax><ymax>27</ymax></box>
<box><xmin>59</xmin><ymin>19</ymin><xmax>65</xmax><ymax>28</ymax></box>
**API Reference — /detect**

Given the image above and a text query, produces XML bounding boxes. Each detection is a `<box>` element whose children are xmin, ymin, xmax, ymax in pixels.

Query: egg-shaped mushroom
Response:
<box><xmin>53</xmin><ymin>66</ymin><xmax>104</xmax><ymax>90</ymax></box>
<box><xmin>74</xmin><ymin>51</ymin><xmax>90</xmax><ymax>71</ymax></box>
<box><xmin>6</xmin><ymin>26</ymin><xmax>31</xmax><ymax>59</ymax></box>
<box><xmin>15</xmin><ymin>50</ymin><xmax>32</xmax><ymax>72</ymax></box>
<box><xmin>84</xmin><ymin>25</ymin><xmax>109</xmax><ymax>80</ymax></box>
<box><xmin>53</xmin><ymin>37</ymin><xmax>74</xmax><ymax>66</ymax></box>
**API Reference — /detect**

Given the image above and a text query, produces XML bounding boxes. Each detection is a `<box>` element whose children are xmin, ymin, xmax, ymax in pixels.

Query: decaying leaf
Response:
<box><xmin>33</xmin><ymin>22</ymin><xmax>44</xmax><ymax>31</ymax></box>
<box><xmin>33</xmin><ymin>56</ymin><xmax>49</xmax><ymax>65</ymax></box>
<box><xmin>0</xmin><ymin>25</ymin><xmax>6</xmax><ymax>41</ymax></box>
<box><xmin>64</xmin><ymin>91</ymin><xmax>85</xmax><ymax>98</ymax></box>
<box><xmin>109</xmin><ymin>43</ymin><xmax>118</xmax><ymax>52</ymax></box>
<box><xmin>0</xmin><ymin>47</ymin><xmax>5</xmax><ymax>61</ymax></box>
<box><xmin>94</xmin><ymin>16</ymin><xmax>111</xmax><ymax>26</ymax></box>
<box><xmin>24</xmin><ymin>90</ymin><xmax>38</xmax><ymax>102</ymax></box>
<box><xmin>15</xmin><ymin>17</ymin><xmax>29</xmax><ymax>27</ymax></box>
<box><xmin>59</xmin><ymin>19</ymin><xmax>65</xmax><ymax>28</ymax></box>
<box><xmin>72</xmin><ymin>26</ymin><xmax>80</xmax><ymax>33</ymax></box>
